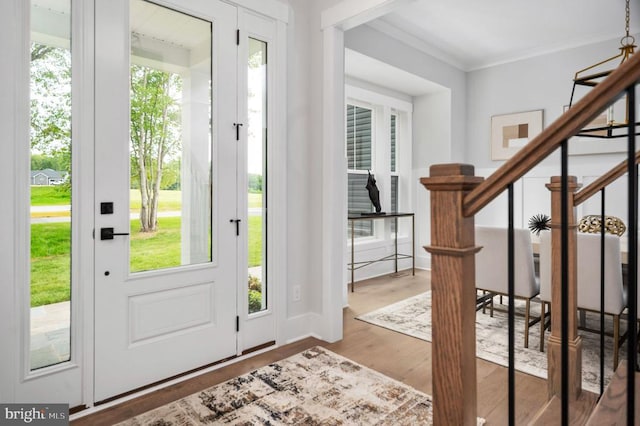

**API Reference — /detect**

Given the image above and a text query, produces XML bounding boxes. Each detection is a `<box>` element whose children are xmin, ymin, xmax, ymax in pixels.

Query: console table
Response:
<box><xmin>348</xmin><ymin>212</ymin><xmax>415</xmax><ymax>292</ymax></box>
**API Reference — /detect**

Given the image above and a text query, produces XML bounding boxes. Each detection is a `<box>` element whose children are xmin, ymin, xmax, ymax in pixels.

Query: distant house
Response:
<box><xmin>31</xmin><ymin>169</ymin><xmax>67</xmax><ymax>186</ymax></box>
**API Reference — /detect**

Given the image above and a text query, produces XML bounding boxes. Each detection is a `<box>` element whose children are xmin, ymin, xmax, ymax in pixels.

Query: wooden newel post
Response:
<box><xmin>421</xmin><ymin>164</ymin><xmax>483</xmax><ymax>426</ymax></box>
<box><xmin>546</xmin><ymin>176</ymin><xmax>583</xmax><ymax>400</ymax></box>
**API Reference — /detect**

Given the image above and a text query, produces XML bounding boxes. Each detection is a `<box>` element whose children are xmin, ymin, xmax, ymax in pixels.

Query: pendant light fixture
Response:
<box><xmin>569</xmin><ymin>0</ymin><xmax>639</xmax><ymax>138</ymax></box>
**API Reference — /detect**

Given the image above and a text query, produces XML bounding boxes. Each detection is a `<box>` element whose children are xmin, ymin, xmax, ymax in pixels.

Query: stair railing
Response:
<box><xmin>421</xmin><ymin>51</ymin><xmax>640</xmax><ymax>425</ymax></box>
<box><xmin>573</xmin><ymin>151</ymin><xmax>639</xmax><ymax>403</ymax></box>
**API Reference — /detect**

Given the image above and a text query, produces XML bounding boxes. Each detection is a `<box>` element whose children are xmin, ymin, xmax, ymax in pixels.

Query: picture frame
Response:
<box><xmin>563</xmin><ymin>104</ymin><xmax>628</xmax><ymax>156</ymax></box>
<box><xmin>491</xmin><ymin>110</ymin><xmax>543</xmax><ymax>160</ymax></box>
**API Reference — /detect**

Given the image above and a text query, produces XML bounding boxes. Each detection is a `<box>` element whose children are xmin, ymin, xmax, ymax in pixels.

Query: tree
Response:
<box><xmin>31</xmin><ymin>153</ymin><xmax>65</xmax><ymax>171</ymax></box>
<box><xmin>31</xmin><ymin>44</ymin><xmax>55</xmax><ymax>61</ymax></box>
<box><xmin>248</xmin><ymin>173</ymin><xmax>262</xmax><ymax>193</ymax></box>
<box><xmin>130</xmin><ymin>65</ymin><xmax>182</xmax><ymax>232</ymax></box>
<box><xmin>30</xmin><ymin>43</ymin><xmax>71</xmax><ymax>154</ymax></box>
<box><xmin>30</xmin><ymin>43</ymin><xmax>71</xmax><ymax>185</ymax></box>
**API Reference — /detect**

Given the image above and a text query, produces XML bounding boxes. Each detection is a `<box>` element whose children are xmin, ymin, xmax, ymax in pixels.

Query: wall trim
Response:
<box><xmin>231</xmin><ymin>0</ymin><xmax>288</xmax><ymax>23</ymax></box>
<box><xmin>0</xmin><ymin>0</ymin><xmax>21</xmax><ymax>404</ymax></box>
<box><xmin>346</xmin><ymin>84</ymin><xmax>413</xmax><ymax>112</ymax></box>
<box><xmin>320</xmin><ymin>27</ymin><xmax>345</xmax><ymax>343</ymax></box>
<box><xmin>321</xmin><ymin>0</ymin><xmax>412</xmax><ymax>31</ymax></box>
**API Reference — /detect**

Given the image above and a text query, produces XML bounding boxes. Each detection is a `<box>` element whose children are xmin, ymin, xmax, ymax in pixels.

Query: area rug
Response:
<box><xmin>116</xmin><ymin>346</ymin><xmax>485</xmax><ymax>425</ymax></box>
<box><xmin>357</xmin><ymin>292</ymin><xmax>627</xmax><ymax>394</ymax></box>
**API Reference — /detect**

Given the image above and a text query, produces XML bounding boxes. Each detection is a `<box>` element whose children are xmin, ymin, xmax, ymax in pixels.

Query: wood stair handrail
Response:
<box><xmin>574</xmin><ymin>150</ymin><xmax>640</xmax><ymax>206</ymax></box>
<box><xmin>463</xmin><ymin>51</ymin><xmax>640</xmax><ymax>218</ymax></box>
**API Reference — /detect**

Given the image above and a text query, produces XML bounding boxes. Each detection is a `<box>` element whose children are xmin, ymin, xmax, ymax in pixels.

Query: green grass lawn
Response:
<box><xmin>30</xmin><ymin>216</ymin><xmax>263</xmax><ymax>307</ymax></box>
<box><xmin>129</xmin><ymin>189</ymin><xmax>183</xmax><ymax>212</ymax></box>
<box><xmin>129</xmin><ymin>217</ymin><xmax>183</xmax><ymax>272</ymax></box>
<box><xmin>31</xmin><ymin>222</ymin><xmax>72</xmax><ymax>306</ymax></box>
<box><xmin>248</xmin><ymin>215</ymin><xmax>263</xmax><ymax>268</ymax></box>
<box><xmin>31</xmin><ymin>187</ymin><xmax>184</xmax><ymax>212</ymax></box>
<box><xmin>31</xmin><ymin>186</ymin><xmax>71</xmax><ymax>206</ymax></box>
<box><xmin>31</xmin><ymin>188</ymin><xmax>263</xmax><ymax>212</ymax></box>
<box><xmin>248</xmin><ymin>192</ymin><xmax>263</xmax><ymax>208</ymax></box>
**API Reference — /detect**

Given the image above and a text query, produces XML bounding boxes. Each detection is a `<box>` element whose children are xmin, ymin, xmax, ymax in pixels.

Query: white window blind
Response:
<box><xmin>347</xmin><ymin>104</ymin><xmax>373</xmax><ymax>236</ymax></box>
<box><xmin>346</xmin><ymin>104</ymin><xmax>372</xmax><ymax>171</ymax></box>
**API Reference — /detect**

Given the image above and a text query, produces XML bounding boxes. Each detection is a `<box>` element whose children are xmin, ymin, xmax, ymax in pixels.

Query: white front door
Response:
<box><xmin>94</xmin><ymin>0</ymin><xmax>239</xmax><ymax>402</ymax></box>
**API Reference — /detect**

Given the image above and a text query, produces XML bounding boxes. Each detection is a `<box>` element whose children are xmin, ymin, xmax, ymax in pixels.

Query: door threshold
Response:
<box><xmin>72</xmin><ymin>341</ymin><xmax>277</xmax><ymax>419</ymax></box>
<box><xmin>242</xmin><ymin>340</ymin><xmax>276</xmax><ymax>356</ymax></box>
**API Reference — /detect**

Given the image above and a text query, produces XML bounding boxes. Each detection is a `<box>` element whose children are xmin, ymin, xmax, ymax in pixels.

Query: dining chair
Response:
<box><xmin>539</xmin><ymin>231</ymin><xmax>626</xmax><ymax>369</ymax></box>
<box><xmin>475</xmin><ymin>226</ymin><xmax>540</xmax><ymax>348</ymax></box>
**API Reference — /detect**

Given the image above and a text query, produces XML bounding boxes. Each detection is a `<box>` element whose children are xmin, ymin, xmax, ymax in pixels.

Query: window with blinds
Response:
<box><xmin>391</xmin><ymin>175</ymin><xmax>398</xmax><ymax>212</ymax></box>
<box><xmin>390</xmin><ymin>114</ymin><xmax>398</xmax><ymax>232</ymax></box>
<box><xmin>390</xmin><ymin>114</ymin><xmax>396</xmax><ymax>173</ymax></box>
<box><xmin>347</xmin><ymin>104</ymin><xmax>373</xmax><ymax>236</ymax></box>
<box><xmin>346</xmin><ymin>104</ymin><xmax>372</xmax><ymax>170</ymax></box>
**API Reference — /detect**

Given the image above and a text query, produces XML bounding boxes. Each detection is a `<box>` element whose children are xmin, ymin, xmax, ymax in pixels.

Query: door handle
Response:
<box><xmin>229</xmin><ymin>219</ymin><xmax>241</xmax><ymax>236</ymax></box>
<box><xmin>100</xmin><ymin>227</ymin><xmax>130</xmax><ymax>240</ymax></box>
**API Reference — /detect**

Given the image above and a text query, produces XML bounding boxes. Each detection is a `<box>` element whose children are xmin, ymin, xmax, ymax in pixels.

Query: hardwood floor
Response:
<box><xmin>72</xmin><ymin>270</ymin><xmax>567</xmax><ymax>425</ymax></box>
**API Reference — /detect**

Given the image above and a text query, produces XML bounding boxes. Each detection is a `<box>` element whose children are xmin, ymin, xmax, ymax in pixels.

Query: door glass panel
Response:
<box><xmin>29</xmin><ymin>0</ymin><xmax>72</xmax><ymax>370</ymax></box>
<box><xmin>248</xmin><ymin>38</ymin><xmax>267</xmax><ymax>314</ymax></box>
<box><xmin>129</xmin><ymin>0</ymin><xmax>212</xmax><ymax>273</ymax></box>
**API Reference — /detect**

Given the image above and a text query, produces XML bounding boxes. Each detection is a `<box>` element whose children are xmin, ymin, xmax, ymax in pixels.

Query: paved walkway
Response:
<box><xmin>30</xmin><ymin>301</ymin><xmax>70</xmax><ymax>370</ymax></box>
<box><xmin>31</xmin><ymin>205</ymin><xmax>70</xmax><ymax>213</ymax></box>
<box><xmin>31</xmin><ymin>210</ymin><xmax>182</xmax><ymax>224</ymax></box>
<box><xmin>31</xmin><ymin>207</ymin><xmax>263</xmax><ymax>224</ymax></box>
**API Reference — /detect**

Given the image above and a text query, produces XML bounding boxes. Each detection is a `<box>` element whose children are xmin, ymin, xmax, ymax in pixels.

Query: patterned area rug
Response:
<box><xmin>357</xmin><ymin>292</ymin><xmax>627</xmax><ymax>394</ymax></box>
<box><xmin>116</xmin><ymin>346</ymin><xmax>485</xmax><ymax>425</ymax></box>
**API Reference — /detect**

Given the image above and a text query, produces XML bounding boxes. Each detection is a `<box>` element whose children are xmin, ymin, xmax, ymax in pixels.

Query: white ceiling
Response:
<box><xmin>374</xmin><ymin>0</ymin><xmax>640</xmax><ymax>71</ymax></box>
<box><xmin>346</xmin><ymin>0</ymin><xmax>640</xmax><ymax>95</ymax></box>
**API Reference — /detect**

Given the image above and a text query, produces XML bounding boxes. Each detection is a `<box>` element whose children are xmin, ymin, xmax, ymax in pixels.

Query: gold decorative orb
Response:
<box><xmin>578</xmin><ymin>215</ymin><xmax>626</xmax><ymax>237</ymax></box>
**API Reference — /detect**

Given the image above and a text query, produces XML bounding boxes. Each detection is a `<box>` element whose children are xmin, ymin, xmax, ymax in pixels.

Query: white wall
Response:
<box><xmin>345</xmin><ymin>75</ymin><xmax>412</xmax><ymax>103</ymax></box>
<box><xmin>413</xmin><ymin>91</ymin><xmax>451</xmax><ymax>269</ymax></box>
<box><xmin>344</xmin><ymin>26</ymin><xmax>639</xmax><ymax>268</ymax></box>
<box><xmin>345</xmin><ymin>24</ymin><xmax>466</xmax><ymax>271</ymax></box>
<box><xmin>282</xmin><ymin>0</ymin><xmax>345</xmax><ymax>340</ymax></box>
<box><xmin>466</xmin><ymin>36</ymin><xmax>637</xmax><ymax>230</ymax></box>
<box><xmin>345</xmin><ymin>24</ymin><xmax>467</xmax><ymax>162</ymax></box>
<box><xmin>466</xmin><ymin>36</ymin><xmax>633</xmax><ymax>169</ymax></box>
<box><xmin>282</xmin><ymin>0</ymin><xmax>312</xmax><ymax>324</ymax></box>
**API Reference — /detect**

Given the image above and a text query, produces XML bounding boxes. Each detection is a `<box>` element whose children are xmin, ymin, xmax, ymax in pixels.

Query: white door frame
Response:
<box><xmin>236</xmin><ymin>9</ymin><xmax>280</xmax><ymax>352</ymax></box>
<box><xmin>0</xmin><ymin>0</ymin><xmax>93</xmax><ymax>407</ymax></box>
<box><xmin>0</xmin><ymin>0</ymin><xmax>289</xmax><ymax>410</ymax></box>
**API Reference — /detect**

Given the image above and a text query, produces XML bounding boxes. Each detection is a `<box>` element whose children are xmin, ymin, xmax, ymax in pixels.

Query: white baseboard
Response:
<box><xmin>416</xmin><ymin>253</ymin><xmax>431</xmax><ymax>270</ymax></box>
<box><xmin>283</xmin><ymin>313</ymin><xmax>324</xmax><ymax>343</ymax></box>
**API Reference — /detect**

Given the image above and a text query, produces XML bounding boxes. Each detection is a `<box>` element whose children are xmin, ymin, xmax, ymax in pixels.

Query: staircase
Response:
<box><xmin>587</xmin><ymin>362</ymin><xmax>640</xmax><ymax>425</ymax></box>
<box><xmin>422</xmin><ymin>50</ymin><xmax>640</xmax><ymax>425</ymax></box>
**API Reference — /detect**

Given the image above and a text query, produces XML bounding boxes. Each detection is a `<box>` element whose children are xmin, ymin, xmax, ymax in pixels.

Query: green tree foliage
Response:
<box><xmin>30</xmin><ymin>43</ymin><xmax>71</xmax><ymax>158</ymax></box>
<box><xmin>130</xmin><ymin>65</ymin><xmax>182</xmax><ymax>232</ymax></box>
<box><xmin>160</xmin><ymin>159</ymin><xmax>181</xmax><ymax>190</ymax></box>
<box><xmin>248</xmin><ymin>173</ymin><xmax>262</xmax><ymax>193</ymax></box>
<box><xmin>30</xmin><ymin>43</ymin><xmax>71</xmax><ymax>194</ymax></box>
<box><xmin>31</xmin><ymin>153</ymin><xmax>66</xmax><ymax>172</ymax></box>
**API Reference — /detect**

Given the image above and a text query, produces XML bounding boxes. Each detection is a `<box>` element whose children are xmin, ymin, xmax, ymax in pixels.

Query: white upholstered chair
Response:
<box><xmin>475</xmin><ymin>226</ymin><xmax>540</xmax><ymax>348</ymax></box>
<box><xmin>539</xmin><ymin>231</ymin><xmax>626</xmax><ymax>368</ymax></box>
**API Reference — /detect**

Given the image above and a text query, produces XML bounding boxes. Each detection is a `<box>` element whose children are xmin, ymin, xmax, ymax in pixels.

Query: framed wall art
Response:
<box><xmin>491</xmin><ymin>110</ymin><xmax>543</xmax><ymax>160</ymax></box>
